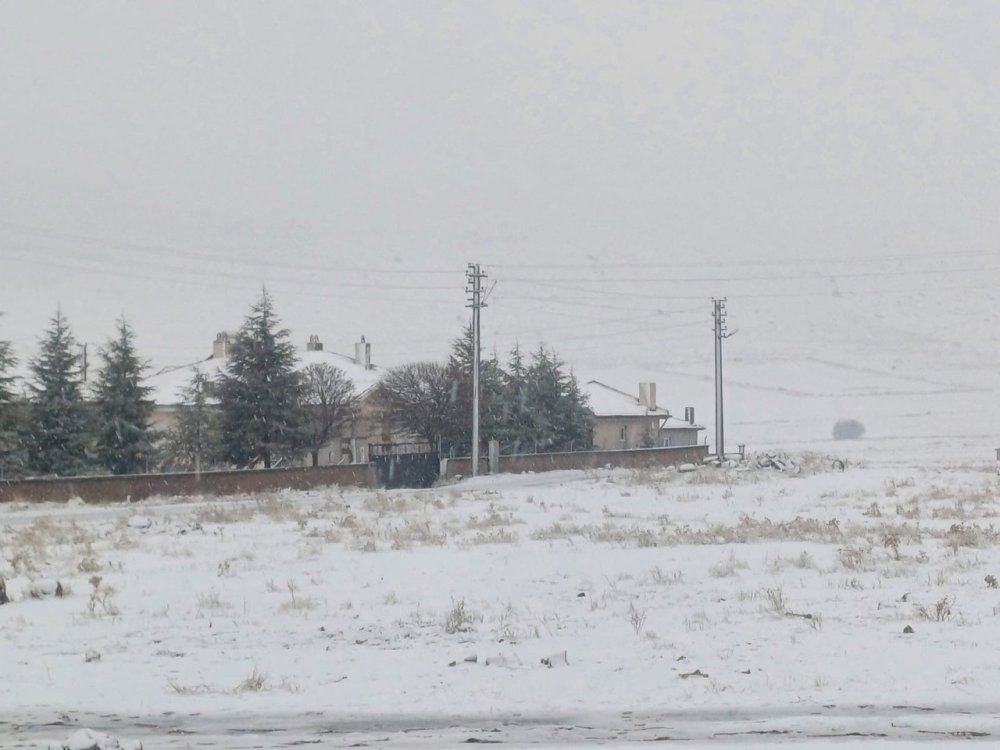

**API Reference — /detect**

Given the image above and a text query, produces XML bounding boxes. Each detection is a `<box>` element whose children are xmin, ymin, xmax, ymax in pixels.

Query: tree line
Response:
<box><xmin>377</xmin><ymin>326</ymin><xmax>592</xmax><ymax>456</ymax></box>
<box><xmin>0</xmin><ymin>290</ymin><xmax>591</xmax><ymax>479</ymax></box>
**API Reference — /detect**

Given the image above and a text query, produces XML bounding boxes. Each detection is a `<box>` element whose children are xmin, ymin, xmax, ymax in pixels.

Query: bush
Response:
<box><xmin>832</xmin><ymin>419</ymin><xmax>865</xmax><ymax>440</ymax></box>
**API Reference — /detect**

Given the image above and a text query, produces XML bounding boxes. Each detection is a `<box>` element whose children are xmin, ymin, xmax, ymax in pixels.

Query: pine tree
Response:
<box><xmin>555</xmin><ymin>367</ymin><xmax>593</xmax><ymax>451</ymax></box>
<box><xmin>522</xmin><ymin>346</ymin><xmax>561</xmax><ymax>452</ymax></box>
<box><xmin>217</xmin><ymin>289</ymin><xmax>305</xmax><ymax>469</ymax></box>
<box><xmin>0</xmin><ymin>338</ymin><xmax>27</xmax><ymax>478</ymax></box>
<box><xmin>93</xmin><ymin>318</ymin><xmax>156</xmax><ymax>474</ymax></box>
<box><xmin>445</xmin><ymin>325</ymin><xmax>503</xmax><ymax>455</ymax></box>
<box><xmin>497</xmin><ymin>343</ymin><xmax>530</xmax><ymax>453</ymax></box>
<box><xmin>514</xmin><ymin>345</ymin><xmax>593</xmax><ymax>453</ymax></box>
<box><xmin>163</xmin><ymin>370</ymin><xmax>221</xmax><ymax>472</ymax></box>
<box><xmin>28</xmin><ymin>310</ymin><xmax>92</xmax><ymax>476</ymax></box>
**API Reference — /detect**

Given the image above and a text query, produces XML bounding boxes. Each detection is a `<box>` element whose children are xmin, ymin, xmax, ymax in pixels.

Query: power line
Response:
<box><xmin>496</xmin><ymin>293</ymin><xmax>701</xmax><ymax>313</ymax></box>
<box><xmin>3</xmin><ymin>246</ymin><xmax>458</xmax><ymax>292</ymax></box>
<box><xmin>496</xmin><ymin>263</ymin><xmax>999</xmax><ymax>289</ymax></box>
<box><xmin>3</xmin><ymin>251</ymin><xmax>461</xmax><ymax>303</ymax></box>
<box><xmin>0</xmin><ymin>221</ymin><xmax>459</xmax><ymax>275</ymax></box>
<box><xmin>485</xmin><ymin>247</ymin><xmax>998</xmax><ymax>271</ymax></box>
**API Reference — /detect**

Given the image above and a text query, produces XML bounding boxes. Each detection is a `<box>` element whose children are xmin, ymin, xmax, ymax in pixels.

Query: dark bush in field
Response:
<box><xmin>833</xmin><ymin>419</ymin><xmax>865</xmax><ymax>440</ymax></box>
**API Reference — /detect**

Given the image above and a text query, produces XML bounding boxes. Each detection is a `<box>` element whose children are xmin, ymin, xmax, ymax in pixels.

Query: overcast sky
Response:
<box><xmin>1</xmin><ymin>1</ymin><xmax>997</xmax><ymax>374</ymax></box>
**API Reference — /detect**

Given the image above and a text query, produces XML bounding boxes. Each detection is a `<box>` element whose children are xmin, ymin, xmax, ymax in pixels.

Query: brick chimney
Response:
<box><xmin>306</xmin><ymin>334</ymin><xmax>323</xmax><ymax>352</ymax></box>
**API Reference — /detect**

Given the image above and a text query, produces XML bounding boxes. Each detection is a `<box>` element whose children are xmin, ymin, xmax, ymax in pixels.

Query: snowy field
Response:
<box><xmin>3</xmin><ymin>439</ymin><xmax>1000</xmax><ymax>748</ymax></box>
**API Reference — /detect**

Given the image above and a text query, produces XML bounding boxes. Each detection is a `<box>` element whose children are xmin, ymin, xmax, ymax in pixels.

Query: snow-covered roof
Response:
<box><xmin>582</xmin><ymin>379</ymin><xmax>703</xmax><ymax>429</ymax></box>
<box><xmin>583</xmin><ymin>380</ymin><xmax>669</xmax><ymax>417</ymax></box>
<box><xmin>146</xmin><ymin>347</ymin><xmax>382</xmax><ymax>406</ymax></box>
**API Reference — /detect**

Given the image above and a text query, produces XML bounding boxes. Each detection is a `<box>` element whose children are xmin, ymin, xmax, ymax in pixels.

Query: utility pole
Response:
<box><xmin>712</xmin><ymin>298</ymin><xmax>733</xmax><ymax>464</ymax></box>
<box><xmin>466</xmin><ymin>264</ymin><xmax>487</xmax><ymax>476</ymax></box>
<box><xmin>78</xmin><ymin>343</ymin><xmax>88</xmax><ymax>383</ymax></box>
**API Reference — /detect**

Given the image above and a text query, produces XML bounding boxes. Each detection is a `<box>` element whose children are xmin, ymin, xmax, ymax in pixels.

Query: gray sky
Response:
<box><xmin>1</xmin><ymin>1</ymin><xmax>997</xmax><ymax>376</ymax></box>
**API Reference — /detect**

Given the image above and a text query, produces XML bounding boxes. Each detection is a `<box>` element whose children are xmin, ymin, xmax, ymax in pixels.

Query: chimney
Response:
<box><xmin>685</xmin><ymin>406</ymin><xmax>695</xmax><ymax>425</ymax></box>
<box><xmin>638</xmin><ymin>382</ymin><xmax>656</xmax><ymax>411</ymax></box>
<box><xmin>306</xmin><ymin>334</ymin><xmax>323</xmax><ymax>352</ymax></box>
<box><xmin>212</xmin><ymin>332</ymin><xmax>231</xmax><ymax>359</ymax></box>
<box><xmin>354</xmin><ymin>336</ymin><xmax>372</xmax><ymax>369</ymax></box>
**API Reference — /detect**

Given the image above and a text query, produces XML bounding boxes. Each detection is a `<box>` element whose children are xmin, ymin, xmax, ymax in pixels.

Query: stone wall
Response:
<box><xmin>0</xmin><ymin>464</ymin><xmax>376</xmax><ymax>504</ymax></box>
<box><xmin>443</xmin><ymin>444</ymin><xmax>709</xmax><ymax>479</ymax></box>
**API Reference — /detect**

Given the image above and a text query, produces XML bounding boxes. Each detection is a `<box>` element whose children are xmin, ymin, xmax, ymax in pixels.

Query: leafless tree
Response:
<box><xmin>302</xmin><ymin>363</ymin><xmax>356</xmax><ymax>466</ymax></box>
<box><xmin>376</xmin><ymin>362</ymin><xmax>459</xmax><ymax>452</ymax></box>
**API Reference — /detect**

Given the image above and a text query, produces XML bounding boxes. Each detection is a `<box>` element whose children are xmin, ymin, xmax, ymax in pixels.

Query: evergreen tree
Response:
<box><xmin>445</xmin><ymin>325</ymin><xmax>504</xmax><ymax>455</ymax></box>
<box><xmin>0</xmin><ymin>338</ymin><xmax>27</xmax><ymax>478</ymax></box>
<box><xmin>27</xmin><ymin>310</ymin><xmax>92</xmax><ymax>476</ymax></box>
<box><xmin>163</xmin><ymin>370</ymin><xmax>222</xmax><ymax>472</ymax></box>
<box><xmin>496</xmin><ymin>343</ymin><xmax>530</xmax><ymax>453</ymax></box>
<box><xmin>515</xmin><ymin>346</ymin><xmax>593</xmax><ymax>453</ymax></box>
<box><xmin>93</xmin><ymin>318</ymin><xmax>156</xmax><ymax>474</ymax></box>
<box><xmin>217</xmin><ymin>290</ymin><xmax>305</xmax><ymax>469</ymax></box>
<box><xmin>556</xmin><ymin>367</ymin><xmax>594</xmax><ymax>451</ymax></box>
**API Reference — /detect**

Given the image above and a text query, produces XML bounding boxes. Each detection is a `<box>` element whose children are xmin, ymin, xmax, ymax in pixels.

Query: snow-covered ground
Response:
<box><xmin>3</xmin><ymin>441</ymin><xmax>1000</xmax><ymax>747</ymax></box>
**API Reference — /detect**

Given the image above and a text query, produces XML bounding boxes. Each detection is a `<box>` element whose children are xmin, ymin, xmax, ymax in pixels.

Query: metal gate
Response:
<box><xmin>369</xmin><ymin>443</ymin><xmax>440</xmax><ymax>489</ymax></box>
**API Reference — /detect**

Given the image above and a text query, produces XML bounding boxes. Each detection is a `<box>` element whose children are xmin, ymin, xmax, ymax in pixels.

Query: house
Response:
<box><xmin>147</xmin><ymin>334</ymin><xmax>393</xmax><ymax>466</ymax></box>
<box><xmin>582</xmin><ymin>380</ymin><xmax>703</xmax><ymax>450</ymax></box>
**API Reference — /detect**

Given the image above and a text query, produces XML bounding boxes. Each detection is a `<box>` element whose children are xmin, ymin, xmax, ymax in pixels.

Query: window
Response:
<box><xmin>619</xmin><ymin>426</ymin><xmax>627</xmax><ymax>442</ymax></box>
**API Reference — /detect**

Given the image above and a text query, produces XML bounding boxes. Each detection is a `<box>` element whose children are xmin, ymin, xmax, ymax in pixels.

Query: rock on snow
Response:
<box><xmin>47</xmin><ymin>727</ymin><xmax>142</xmax><ymax>750</ymax></box>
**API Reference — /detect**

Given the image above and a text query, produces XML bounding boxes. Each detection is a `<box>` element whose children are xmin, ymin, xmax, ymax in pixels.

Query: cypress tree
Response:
<box><xmin>217</xmin><ymin>289</ymin><xmax>304</xmax><ymax>469</ymax></box>
<box><xmin>28</xmin><ymin>310</ymin><xmax>92</xmax><ymax>476</ymax></box>
<box><xmin>93</xmin><ymin>318</ymin><xmax>156</xmax><ymax>474</ymax></box>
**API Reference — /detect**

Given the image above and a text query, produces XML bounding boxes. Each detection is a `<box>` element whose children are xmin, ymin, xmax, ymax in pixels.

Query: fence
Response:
<box><xmin>0</xmin><ymin>445</ymin><xmax>710</xmax><ymax>504</ymax></box>
<box><xmin>0</xmin><ymin>463</ymin><xmax>376</xmax><ymax>505</ymax></box>
<box><xmin>441</xmin><ymin>444</ymin><xmax>709</xmax><ymax>479</ymax></box>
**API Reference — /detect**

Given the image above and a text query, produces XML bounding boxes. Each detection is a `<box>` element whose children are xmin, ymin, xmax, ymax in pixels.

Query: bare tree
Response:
<box><xmin>376</xmin><ymin>362</ymin><xmax>459</xmax><ymax>452</ymax></box>
<box><xmin>302</xmin><ymin>363</ymin><xmax>356</xmax><ymax>466</ymax></box>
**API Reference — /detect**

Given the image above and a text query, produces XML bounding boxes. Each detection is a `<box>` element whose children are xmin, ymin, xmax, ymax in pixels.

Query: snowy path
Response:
<box><xmin>7</xmin><ymin>704</ymin><xmax>1000</xmax><ymax>748</ymax></box>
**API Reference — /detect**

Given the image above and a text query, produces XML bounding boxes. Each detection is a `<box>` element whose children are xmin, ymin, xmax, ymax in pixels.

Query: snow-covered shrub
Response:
<box><xmin>832</xmin><ymin>419</ymin><xmax>865</xmax><ymax>440</ymax></box>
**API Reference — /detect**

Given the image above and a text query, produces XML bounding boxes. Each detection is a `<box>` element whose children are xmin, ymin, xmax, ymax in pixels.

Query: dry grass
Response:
<box><xmin>190</xmin><ymin>503</ymin><xmax>255</xmax><ymax>525</ymax></box>
<box><xmin>466</xmin><ymin>529</ymin><xmax>519</xmax><ymax>545</ymax></box>
<box><xmin>85</xmin><ymin>575</ymin><xmax>120</xmax><ymax>618</ymax></box>
<box><xmin>710</xmin><ymin>550</ymin><xmax>750</xmax><ymax>578</ymax></box>
<box><xmin>196</xmin><ymin>590</ymin><xmax>232</xmax><ymax>612</ymax></box>
<box><xmin>234</xmin><ymin>665</ymin><xmax>268</xmax><ymax>692</ymax></box>
<box><xmin>444</xmin><ymin>598</ymin><xmax>478</xmax><ymax>634</ymax></box>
